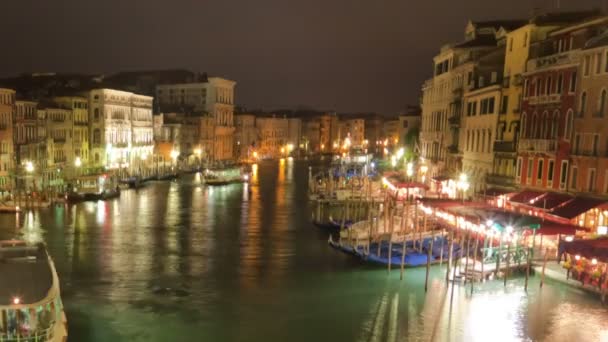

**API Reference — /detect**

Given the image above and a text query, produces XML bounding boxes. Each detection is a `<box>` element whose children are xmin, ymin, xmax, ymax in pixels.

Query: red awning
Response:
<box><xmin>509</xmin><ymin>190</ymin><xmax>546</xmax><ymax>204</ymax></box>
<box><xmin>534</xmin><ymin>221</ymin><xmax>589</xmax><ymax>236</ymax></box>
<box><xmin>550</xmin><ymin>197</ymin><xmax>608</xmax><ymax>219</ymax></box>
<box><xmin>560</xmin><ymin>237</ymin><xmax>608</xmax><ymax>262</ymax></box>
<box><xmin>530</xmin><ymin>192</ymin><xmax>573</xmax><ymax>210</ymax></box>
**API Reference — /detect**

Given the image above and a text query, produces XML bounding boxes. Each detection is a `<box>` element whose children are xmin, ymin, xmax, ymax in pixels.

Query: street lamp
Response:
<box><xmin>456</xmin><ymin>173</ymin><xmax>470</xmax><ymax>203</ymax></box>
<box><xmin>406</xmin><ymin>162</ymin><xmax>413</xmax><ymax>178</ymax></box>
<box><xmin>74</xmin><ymin>157</ymin><xmax>82</xmax><ymax>168</ymax></box>
<box><xmin>25</xmin><ymin>161</ymin><xmax>34</xmax><ymax>173</ymax></box>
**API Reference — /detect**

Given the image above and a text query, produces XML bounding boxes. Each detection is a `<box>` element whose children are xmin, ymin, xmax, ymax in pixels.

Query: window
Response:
<box><xmin>589</xmin><ymin>168</ymin><xmax>596</xmax><ymax>192</ymax></box>
<box><xmin>584</xmin><ymin>55</ymin><xmax>591</xmax><ymax>76</ymax></box>
<box><xmin>516</xmin><ymin>157</ymin><xmax>523</xmax><ymax>179</ymax></box>
<box><xmin>501</xmin><ymin>95</ymin><xmax>508</xmax><ymax>114</ymax></box>
<box><xmin>600</xmin><ymin>90</ymin><xmax>607</xmax><ymax>117</ymax></box>
<box><xmin>93</xmin><ymin>129</ymin><xmax>101</xmax><ymax>144</ymax></box>
<box><xmin>574</xmin><ymin>134</ymin><xmax>581</xmax><ymax>154</ymax></box>
<box><xmin>546</xmin><ymin>77</ymin><xmax>552</xmax><ymax>95</ymax></box>
<box><xmin>521</xmin><ymin>113</ymin><xmax>527</xmax><ymax>138</ymax></box>
<box><xmin>527</xmin><ymin>159</ymin><xmax>533</xmax><ymax>183</ymax></box>
<box><xmin>571</xmin><ymin>166</ymin><xmax>578</xmax><ymax>190</ymax></box>
<box><xmin>536</xmin><ymin>80</ymin><xmax>541</xmax><ymax>96</ymax></box>
<box><xmin>537</xmin><ymin>159</ymin><xmax>544</xmax><ymax>183</ymax></box>
<box><xmin>94</xmin><ymin>108</ymin><xmax>100</xmax><ymax>120</ymax></box>
<box><xmin>593</xmin><ymin>134</ymin><xmax>600</xmax><ymax>156</ymax></box>
<box><xmin>556</xmin><ymin>74</ymin><xmax>563</xmax><ymax>94</ymax></box>
<box><xmin>402</xmin><ymin>120</ymin><xmax>408</xmax><ymax>128</ymax></box>
<box><xmin>509</xmin><ymin>38</ymin><xmax>513</xmax><ymax>52</ymax></box>
<box><xmin>605</xmin><ymin>51</ymin><xmax>608</xmax><ymax>73</ymax></box>
<box><xmin>580</xmin><ymin>92</ymin><xmax>587</xmax><ymax>117</ymax></box>
<box><xmin>570</xmin><ymin>71</ymin><xmax>577</xmax><ymax>92</ymax></box>
<box><xmin>488</xmin><ymin>97</ymin><xmax>495</xmax><ymax>114</ymax></box>
<box><xmin>524</xmin><ymin>32</ymin><xmax>528</xmax><ymax>47</ymax></box>
<box><xmin>596</xmin><ymin>53</ymin><xmax>603</xmax><ymax>75</ymax></box>
<box><xmin>548</xmin><ymin>159</ymin><xmax>555</xmax><ymax>184</ymax></box>
<box><xmin>560</xmin><ymin>160</ymin><xmax>569</xmax><ymax>190</ymax></box>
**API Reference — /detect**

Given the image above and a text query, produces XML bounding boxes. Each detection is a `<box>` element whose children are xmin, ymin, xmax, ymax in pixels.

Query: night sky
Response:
<box><xmin>1</xmin><ymin>0</ymin><xmax>604</xmax><ymax>113</ymax></box>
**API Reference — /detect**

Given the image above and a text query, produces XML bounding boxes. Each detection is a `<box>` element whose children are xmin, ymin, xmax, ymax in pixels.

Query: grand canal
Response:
<box><xmin>0</xmin><ymin>160</ymin><xmax>607</xmax><ymax>341</ymax></box>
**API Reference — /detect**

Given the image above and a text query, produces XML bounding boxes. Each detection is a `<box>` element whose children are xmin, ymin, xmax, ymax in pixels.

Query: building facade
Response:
<box><xmin>234</xmin><ymin>114</ymin><xmax>257</xmax><ymax>160</ymax></box>
<box><xmin>155</xmin><ymin>77</ymin><xmax>236</xmax><ymax>161</ymax></box>
<box><xmin>0</xmin><ymin>89</ymin><xmax>14</xmax><ymax>190</ymax></box>
<box><xmin>569</xmin><ymin>18</ymin><xmax>608</xmax><ymax>194</ymax></box>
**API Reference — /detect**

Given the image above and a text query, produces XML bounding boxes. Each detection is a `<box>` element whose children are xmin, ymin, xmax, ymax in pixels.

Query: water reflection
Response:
<box><xmin>0</xmin><ymin>161</ymin><xmax>605</xmax><ymax>341</ymax></box>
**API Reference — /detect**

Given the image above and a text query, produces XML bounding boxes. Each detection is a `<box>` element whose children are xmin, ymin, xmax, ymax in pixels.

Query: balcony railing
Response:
<box><xmin>528</xmin><ymin>94</ymin><xmax>562</xmax><ymax>105</ymax></box>
<box><xmin>518</xmin><ymin>139</ymin><xmax>557</xmax><ymax>153</ymax></box>
<box><xmin>493</xmin><ymin>141</ymin><xmax>516</xmax><ymax>153</ymax></box>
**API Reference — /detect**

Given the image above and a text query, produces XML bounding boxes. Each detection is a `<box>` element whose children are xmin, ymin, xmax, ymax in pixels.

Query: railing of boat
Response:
<box><xmin>0</xmin><ymin>324</ymin><xmax>54</xmax><ymax>342</ymax></box>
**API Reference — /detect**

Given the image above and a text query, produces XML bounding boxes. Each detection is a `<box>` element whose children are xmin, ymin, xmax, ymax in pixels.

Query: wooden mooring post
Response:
<box><xmin>425</xmin><ymin>231</ymin><xmax>434</xmax><ymax>292</ymax></box>
<box><xmin>540</xmin><ymin>248</ymin><xmax>549</xmax><ymax>288</ymax></box>
<box><xmin>446</xmin><ymin>230</ymin><xmax>454</xmax><ymax>283</ymax></box>
<box><xmin>504</xmin><ymin>244</ymin><xmax>511</xmax><ymax>287</ymax></box>
<box><xmin>400</xmin><ymin>199</ymin><xmax>408</xmax><ymax>280</ymax></box>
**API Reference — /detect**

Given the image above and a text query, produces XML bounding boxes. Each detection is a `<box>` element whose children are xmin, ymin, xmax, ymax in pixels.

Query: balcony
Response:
<box><xmin>493</xmin><ymin>141</ymin><xmax>516</xmax><ymax>153</ymax></box>
<box><xmin>528</xmin><ymin>94</ymin><xmax>562</xmax><ymax>106</ymax></box>
<box><xmin>486</xmin><ymin>173</ymin><xmax>516</xmax><ymax>187</ymax></box>
<box><xmin>518</xmin><ymin>139</ymin><xmax>557</xmax><ymax>153</ymax></box>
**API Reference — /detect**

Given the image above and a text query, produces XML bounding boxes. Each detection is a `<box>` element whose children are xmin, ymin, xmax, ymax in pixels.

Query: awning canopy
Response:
<box><xmin>509</xmin><ymin>190</ymin><xmax>545</xmax><ymax>204</ymax></box>
<box><xmin>530</xmin><ymin>192</ymin><xmax>573</xmax><ymax>210</ymax></box>
<box><xmin>560</xmin><ymin>237</ymin><xmax>608</xmax><ymax>262</ymax></box>
<box><xmin>550</xmin><ymin>197</ymin><xmax>608</xmax><ymax>219</ymax></box>
<box><xmin>534</xmin><ymin>221</ymin><xmax>589</xmax><ymax>236</ymax></box>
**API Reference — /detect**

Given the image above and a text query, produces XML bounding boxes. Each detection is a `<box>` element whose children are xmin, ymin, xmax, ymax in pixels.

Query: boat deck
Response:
<box><xmin>0</xmin><ymin>243</ymin><xmax>53</xmax><ymax>305</ymax></box>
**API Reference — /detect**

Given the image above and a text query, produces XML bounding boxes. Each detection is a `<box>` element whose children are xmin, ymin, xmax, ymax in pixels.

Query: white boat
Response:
<box><xmin>203</xmin><ymin>167</ymin><xmax>249</xmax><ymax>186</ymax></box>
<box><xmin>0</xmin><ymin>240</ymin><xmax>68</xmax><ymax>341</ymax></box>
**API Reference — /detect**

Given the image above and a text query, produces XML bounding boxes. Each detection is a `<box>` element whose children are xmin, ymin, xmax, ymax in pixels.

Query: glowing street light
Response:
<box><xmin>194</xmin><ymin>148</ymin><xmax>202</xmax><ymax>157</ymax></box>
<box><xmin>170</xmin><ymin>150</ymin><xmax>179</xmax><ymax>161</ymax></box>
<box><xmin>25</xmin><ymin>161</ymin><xmax>34</xmax><ymax>173</ymax></box>
<box><xmin>406</xmin><ymin>162</ymin><xmax>413</xmax><ymax>177</ymax></box>
<box><xmin>74</xmin><ymin>157</ymin><xmax>82</xmax><ymax>168</ymax></box>
<box><xmin>396</xmin><ymin>148</ymin><xmax>405</xmax><ymax>159</ymax></box>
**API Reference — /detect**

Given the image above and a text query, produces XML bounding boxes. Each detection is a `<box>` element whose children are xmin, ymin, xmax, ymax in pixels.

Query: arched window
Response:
<box><xmin>565</xmin><ymin>109</ymin><xmax>574</xmax><ymax>141</ymax></box>
<box><xmin>580</xmin><ymin>91</ymin><xmax>587</xmax><ymax>117</ymax></box>
<box><xmin>93</xmin><ymin>129</ymin><xmax>101</xmax><ymax>144</ymax></box>
<box><xmin>521</xmin><ymin>112</ymin><xmax>527</xmax><ymax>138</ymax></box>
<box><xmin>599</xmin><ymin>89</ymin><xmax>607</xmax><ymax>117</ymax></box>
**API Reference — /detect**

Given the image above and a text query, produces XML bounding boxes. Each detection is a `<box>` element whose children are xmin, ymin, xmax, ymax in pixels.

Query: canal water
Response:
<box><xmin>0</xmin><ymin>160</ymin><xmax>607</xmax><ymax>341</ymax></box>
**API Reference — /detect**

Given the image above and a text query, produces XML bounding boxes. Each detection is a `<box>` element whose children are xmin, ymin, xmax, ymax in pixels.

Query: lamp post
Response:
<box><xmin>456</xmin><ymin>173</ymin><xmax>470</xmax><ymax>203</ymax></box>
<box><xmin>74</xmin><ymin>157</ymin><xmax>82</xmax><ymax>177</ymax></box>
<box><xmin>170</xmin><ymin>149</ymin><xmax>179</xmax><ymax>172</ymax></box>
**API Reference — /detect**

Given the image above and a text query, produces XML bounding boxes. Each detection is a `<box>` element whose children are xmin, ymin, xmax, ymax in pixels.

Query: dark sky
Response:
<box><xmin>0</xmin><ymin>0</ymin><xmax>604</xmax><ymax>113</ymax></box>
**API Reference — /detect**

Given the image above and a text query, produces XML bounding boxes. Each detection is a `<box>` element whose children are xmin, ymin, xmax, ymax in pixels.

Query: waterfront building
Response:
<box><xmin>255</xmin><ymin>116</ymin><xmax>299</xmax><ymax>158</ymax></box>
<box><xmin>420</xmin><ymin>20</ymin><xmax>523</xmax><ymax>181</ymax></box>
<box><xmin>398</xmin><ymin>107</ymin><xmax>421</xmax><ymax>148</ymax></box>
<box><xmin>156</xmin><ymin>77</ymin><xmax>236</xmax><ymax>161</ymax></box>
<box><xmin>234</xmin><ymin>114</ymin><xmax>257</xmax><ymax>160</ymax></box>
<box><xmin>153</xmin><ymin>112</ymin><xmax>201</xmax><ymax>167</ymax></box>
<box><xmin>364</xmin><ymin>113</ymin><xmax>385</xmax><ymax>155</ymax></box>
<box><xmin>569</xmin><ymin>17</ymin><xmax>608</xmax><ymax>194</ymax></box>
<box><xmin>490</xmin><ymin>11</ymin><xmax>599</xmax><ymax>190</ymax></box>
<box><xmin>461</xmin><ymin>47</ymin><xmax>505</xmax><ymax>193</ymax></box>
<box><xmin>302</xmin><ymin>118</ymin><xmax>320</xmax><ymax>154</ymax></box>
<box><xmin>339</xmin><ymin>118</ymin><xmax>365</xmax><ymax>147</ymax></box>
<box><xmin>86</xmin><ymin>89</ymin><xmax>154</xmax><ymax>175</ymax></box>
<box><xmin>40</xmin><ymin>104</ymin><xmax>75</xmax><ymax>190</ymax></box>
<box><xmin>383</xmin><ymin>118</ymin><xmax>400</xmax><ymax>146</ymax></box>
<box><xmin>0</xmin><ymin>89</ymin><xmax>14</xmax><ymax>190</ymax></box>
<box><xmin>54</xmin><ymin>96</ymin><xmax>90</xmax><ymax>173</ymax></box>
<box><xmin>318</xmin><ymin>113</ymin><xmax>339</xmax><ymax>153</ymax></box>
